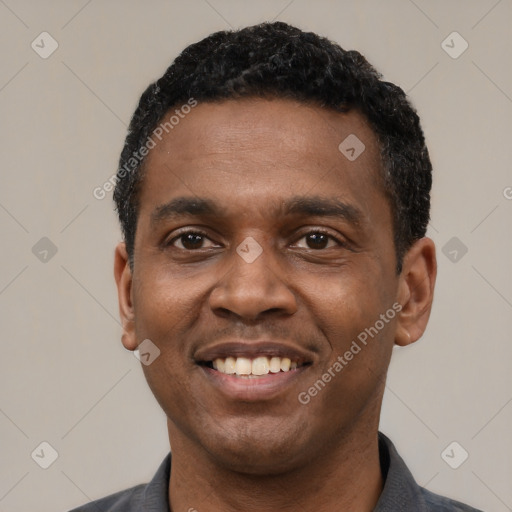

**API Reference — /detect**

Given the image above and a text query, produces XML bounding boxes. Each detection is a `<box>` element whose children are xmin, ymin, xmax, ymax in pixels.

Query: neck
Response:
<box><xmin>167</xmin><ymin>421</ymin><xmax>383</xmax><ymax>512</ymax></box>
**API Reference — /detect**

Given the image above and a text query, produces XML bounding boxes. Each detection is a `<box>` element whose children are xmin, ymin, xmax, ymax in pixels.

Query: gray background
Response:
<box><xmin>1</xmin><ymin>1</ymin><xmax>511</xmax><ymax>511</ymax></box>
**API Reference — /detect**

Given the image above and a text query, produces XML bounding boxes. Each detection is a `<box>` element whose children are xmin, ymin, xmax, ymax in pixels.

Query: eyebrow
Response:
<box><xmin>150</xmin><ymin>197</ymin><xmax>222</xmax><ymax>226</ymax></box>
<box><xmin>150</xmin><ymin>195</ymin><xmax>363</xmax><ymax>226</ymax></box>
<box><xmin>284</xmin><ymin>196</ymin><xmax>362</xmax><ymax>225</ymax></box>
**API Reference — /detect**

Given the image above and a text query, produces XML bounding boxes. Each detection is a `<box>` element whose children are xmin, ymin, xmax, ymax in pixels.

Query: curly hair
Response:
<box><xmin>113</xmin><ymin>21</ymin><xmax>432</xmax><ymax>273</ymax></box>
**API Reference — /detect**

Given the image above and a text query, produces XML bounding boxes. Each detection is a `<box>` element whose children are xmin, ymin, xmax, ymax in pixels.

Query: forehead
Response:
<box><xmin>137</xmin><ymin>98</ymin><xmax>388</xmax><ymax>227</ymax></box>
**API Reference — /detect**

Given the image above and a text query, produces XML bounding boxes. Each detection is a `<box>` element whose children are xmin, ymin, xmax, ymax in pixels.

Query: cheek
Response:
<box><xmin>132</xmin><ymin>265</ymin><xmax>204</xmax><ymax>342</ymax></box>
<box><xmin>300</xmin><ymin>265</ymin><xmax>396</xmax><ymax>390</ymax></box>
<box><xmin>133</xmin><ymin>273</ymin><xmax>201</xmax><ymax>419</ymax></box>
<box><xmin>300</xmin><ymin>265</ymin><xmax>391</xmax><ymax>339</ymax></box>
<box><xmin>141</xmin><ymin>357</ymin><xmax>204</xmax><ymax>441</ymax></box>
<box><xmin>131</xmin><ymin>275</ymin><xmax>202</xmax><ymax>419</ymax></box>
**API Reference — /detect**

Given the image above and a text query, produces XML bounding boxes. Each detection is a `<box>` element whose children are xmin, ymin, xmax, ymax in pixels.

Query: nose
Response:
<box><xmin>208</xmin><ymin>242</ymin><xmax>298</xmax><ymax>321</ymax></box>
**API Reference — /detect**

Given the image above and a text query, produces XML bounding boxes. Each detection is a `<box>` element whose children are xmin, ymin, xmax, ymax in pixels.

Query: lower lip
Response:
<box><xmin>199</xmin><ymin>365</ymin><xmax>309</xmax><ymax>401</ymax></box>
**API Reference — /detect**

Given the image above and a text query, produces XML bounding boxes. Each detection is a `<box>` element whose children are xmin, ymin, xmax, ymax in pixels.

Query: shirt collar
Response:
<box><xmin>141</xmin><ymin>431</ymin><xmax>427</xmax><ymax>511</ymax></box>
<box><xmin>374</xmin><ymin>431</ymin><xmax>428</xmax><ymax>511</ymax></box>
<box><xmin>141</xmin><ymin>452</ymin><xmax>171</xmax><ymax>510</ymax></box>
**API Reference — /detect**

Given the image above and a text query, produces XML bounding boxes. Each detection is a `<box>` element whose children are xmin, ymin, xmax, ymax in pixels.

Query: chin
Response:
<box><xmin>208</xmin><ymin>444</ymin><xmax>307</xmax><ymax>476</ymax></box>
<box><xmin>199</xmin><ymin>418</ymin><xmax>313</xmax><ymax>475</ymax></box>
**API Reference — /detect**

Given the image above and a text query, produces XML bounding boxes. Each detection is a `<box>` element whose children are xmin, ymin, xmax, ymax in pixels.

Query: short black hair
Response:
<box><xmin>113</xmin><ymin>21</ymin><xmax>432</xmax><ymax>273</ymax></box>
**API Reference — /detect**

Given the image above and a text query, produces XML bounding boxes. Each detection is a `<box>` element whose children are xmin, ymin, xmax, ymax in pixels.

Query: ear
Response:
<box><xmin>114</xmin><ymin>242</ymin><xmax>138</xmax><ymax>351</ymax></box>
<box><xmin>395</xmin><ymin>237</ymin><xmax>437</xmax><ymax>347</ymax></box>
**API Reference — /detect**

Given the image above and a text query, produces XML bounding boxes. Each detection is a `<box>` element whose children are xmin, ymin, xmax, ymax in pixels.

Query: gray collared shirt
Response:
<box><xmin>69</xmin><ymin>432</ymin><xmax>483</xmax><ymax>511</ymax></box>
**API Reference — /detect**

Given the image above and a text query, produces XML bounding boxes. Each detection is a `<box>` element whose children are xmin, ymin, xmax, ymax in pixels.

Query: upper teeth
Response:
<box><xmin>212</xmin><ymin>356</ymin><xmax>299</xmax><ymax>376</ymax></box>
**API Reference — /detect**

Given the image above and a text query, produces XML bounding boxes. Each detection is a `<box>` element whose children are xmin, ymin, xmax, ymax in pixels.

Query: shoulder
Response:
<box><xmin>377</xmin><ymin>432</ymin><xmax>484</xmax><ymax>512</ymax></box>
<box><xmin>67</xmin><ymin>452</ymin><xmax>171</xmax><ymax>511</ymax></box>
<box><xmin>67</xmin><ymin>484</ymin><xmax>146</xmax><ymax>511</ymax></box>
<box><xmin>421</xmin><ymin>487</ymin><xmax>485</xmax><ymax>512</ymax></box>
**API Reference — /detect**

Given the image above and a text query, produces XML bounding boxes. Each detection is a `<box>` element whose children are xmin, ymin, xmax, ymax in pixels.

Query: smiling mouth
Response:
<box><xmin>200</xmin><ymin>356</ymin><xmax>311</xmax><ymax>377</ymax></box>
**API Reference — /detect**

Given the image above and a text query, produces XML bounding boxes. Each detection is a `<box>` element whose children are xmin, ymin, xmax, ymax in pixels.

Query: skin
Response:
<box><xmin>114</xmin><ymin>98</ymin><xmax>437</xmax><ymax>512</ymax></box>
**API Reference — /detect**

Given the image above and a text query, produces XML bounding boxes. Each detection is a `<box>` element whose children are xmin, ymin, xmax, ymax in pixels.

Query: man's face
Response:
<box><xmin>117</xmin><ymin>98</ymin><xmax>407</xmax><ymax>473</ymax></box>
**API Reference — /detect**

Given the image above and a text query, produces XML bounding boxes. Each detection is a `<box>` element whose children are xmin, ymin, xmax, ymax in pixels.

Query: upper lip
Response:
<box><xmin>194</xmin><ymin>340</ymin><xmax>315</xmax><ymax>365</ymax></box>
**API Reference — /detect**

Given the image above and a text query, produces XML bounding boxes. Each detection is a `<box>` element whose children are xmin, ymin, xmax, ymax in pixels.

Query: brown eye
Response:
<box><xmin>180</xmin><ymin>233</ymin><xmax>205</xmax><ymax>250</ymax></box>
<box><xmin>305</xmin><ymin>233</ymin><xmax>329</xmax><ymax>249</ymax></box>
<box><xmin>169</xmin><ymin>231</ymin><xmax>218</xmax><ymax>250</ymax></box>
<box><xmin>294</xmin><ymin>231</ymin><xmax>339</xmax><ymax>250</ymax></box>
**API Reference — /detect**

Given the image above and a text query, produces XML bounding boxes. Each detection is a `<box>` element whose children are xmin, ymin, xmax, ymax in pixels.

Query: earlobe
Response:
<box><xmin>114</xmin><ymin>242</ymin><xmax>138</xmax><ymax>351</ymax></box>
<box><xmin>395</xmin><ymin>237</ymin><xmax>437</xmax><ymax>347</ymax></box>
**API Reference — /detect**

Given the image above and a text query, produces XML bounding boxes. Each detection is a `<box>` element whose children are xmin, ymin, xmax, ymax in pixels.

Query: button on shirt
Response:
<box><xmin>68</xmin><ymin>432</ymin><xmax>483</xmax><ymax>511</ymax></box>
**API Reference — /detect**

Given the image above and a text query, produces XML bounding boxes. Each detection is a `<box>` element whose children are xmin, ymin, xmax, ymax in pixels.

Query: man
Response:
<box><xmin>71</xmin><ymin>22</ymin><xmax>482</xmax><ymax>512</ymax></box>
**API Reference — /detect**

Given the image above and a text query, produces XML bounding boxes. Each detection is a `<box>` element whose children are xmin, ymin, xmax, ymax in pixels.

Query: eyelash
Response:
<box><xmin>166</xmin><ymin>228</ymin><xmax>346</xmax><ymax>250</ymax></box>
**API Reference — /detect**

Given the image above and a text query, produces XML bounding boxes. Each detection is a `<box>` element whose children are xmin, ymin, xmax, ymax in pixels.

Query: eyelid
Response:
<box><xmin>165</xmin><ymin>228</ymin><xmax>220</xmax><ymax>249</ymax></box>
<box><xmin>164</xmin><ymin>227</ymin><xmax>349</xmax><ymax>250</ymax></box>
<box><xmin>291</xmin><ymin>227</ymin><xmax>348</xmax><ymax>247</ymax></box>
